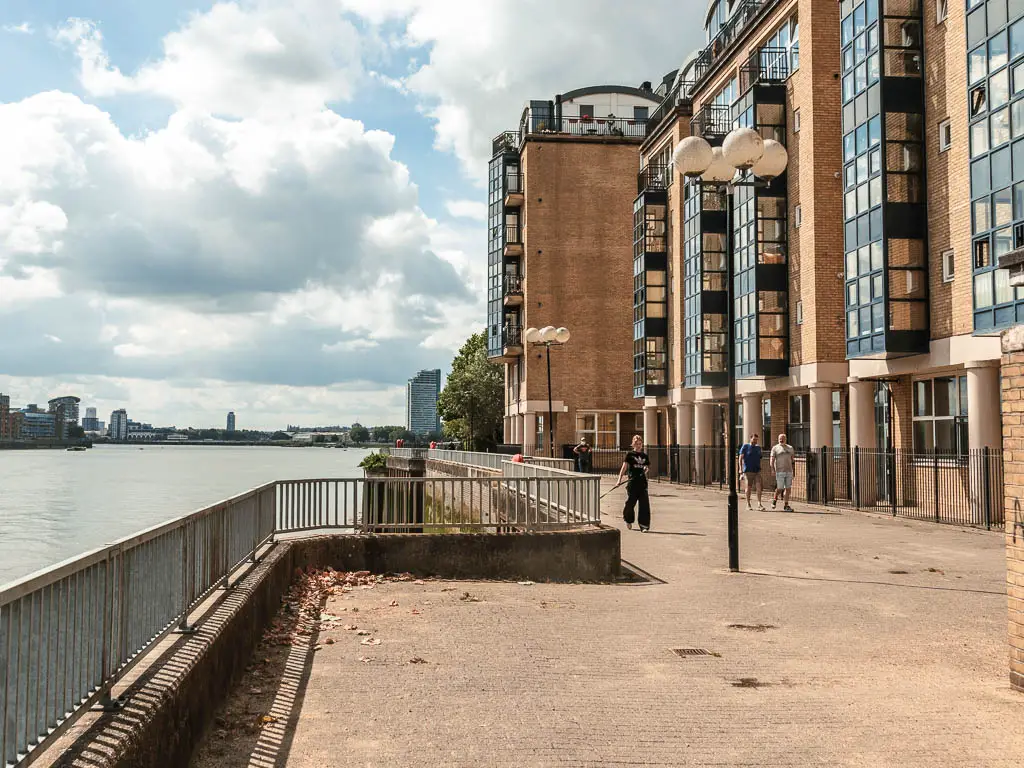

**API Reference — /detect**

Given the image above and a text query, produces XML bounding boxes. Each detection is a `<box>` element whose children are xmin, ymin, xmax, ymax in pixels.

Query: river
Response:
<box><xmin>0</xmin><ymin>444</ymin><xmax>372</xmax><ymax>586</ymax></box>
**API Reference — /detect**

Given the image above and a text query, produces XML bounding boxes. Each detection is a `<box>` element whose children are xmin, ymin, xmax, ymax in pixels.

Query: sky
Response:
<box><xmin>0</xmin><ymin>0</ymin><xmax>704</xmax><ymax>430</ymax></box>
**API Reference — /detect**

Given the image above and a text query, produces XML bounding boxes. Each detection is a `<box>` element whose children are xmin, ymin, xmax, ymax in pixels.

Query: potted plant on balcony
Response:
<box><xmin>359</xmin><ymin>450</ymin><xmax>389</xmax><ymax>477</ymax></box>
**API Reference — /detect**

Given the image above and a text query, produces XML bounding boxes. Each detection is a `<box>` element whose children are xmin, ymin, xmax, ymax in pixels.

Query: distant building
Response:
<box><xmin>48</xmin><ymin>396</ymin><xmax>81</xmax><ymax>439</ymax></box>
<box><xmin>0</xmin><ymin>393</ymin><xmax>10</xmax><ymax>441</ymax></box>
<box><xmin>406</xmin><ymin>369</ymin><xmax>442</xmax><ymax>435</ymax></box>
<box><xmin>227</xmin><ymin>411</ymin><xmax>236</xmax><ymax>432</ymax></box>
<box><xmin>109</xmin><ymin>409</ymin><xmax>128</xmax><ymax>441</ymax></box>
<box><xmin>19</xmin><ymin>409</ymin><xmax>56</xmax><ymax>439</ymax></box>
<box><xmin>82</xmin><ymin>406</ymin><xmax>101</xmax><ymax>432</ymax></box>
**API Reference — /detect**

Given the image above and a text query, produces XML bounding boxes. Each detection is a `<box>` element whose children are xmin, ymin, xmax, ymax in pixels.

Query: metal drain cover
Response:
<box><xmin>672</xmin><ymin>648</ymin><xmax>716</xmax><ymax>657</ymax></box>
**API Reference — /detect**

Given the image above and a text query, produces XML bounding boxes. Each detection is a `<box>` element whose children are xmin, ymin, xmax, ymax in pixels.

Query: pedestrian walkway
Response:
<box><xmin>195</xmin><ymin>480</ymin><xmax>1023</xmax><ymax>767</ymax></box>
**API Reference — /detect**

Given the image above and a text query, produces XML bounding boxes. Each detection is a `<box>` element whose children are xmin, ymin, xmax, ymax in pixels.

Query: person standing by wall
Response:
<box><xmin>617</xmin><ymin>434</ymin><xmax>651</xmax><ymax>531</ymax></box>
<box><xmin>770</xmin><ymin>433</ymin><xmax>796</xmax><ymax>512</ymax></box>
<box><xmin>573</xmin><ymin>438</ymin><xmax>593</xmax><ymax>473</ymax></box>
<box><xmin>739</xmin><ymin>434</ymin><xmax>764</xmax><ymax>511</ymax></box>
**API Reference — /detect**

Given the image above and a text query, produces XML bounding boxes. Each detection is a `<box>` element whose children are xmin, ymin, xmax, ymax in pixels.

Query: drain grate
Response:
<box><xmin>672</xmin><ymin>648</ymin><xmax>717</xmax><ymax>658</ymax></box>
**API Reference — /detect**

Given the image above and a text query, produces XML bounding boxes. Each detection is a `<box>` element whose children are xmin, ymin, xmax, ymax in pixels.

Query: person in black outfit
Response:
<box><xmin>617</xmin><ymin>434</ymin><xmax>651</xmax><ymax>531</ymax></box>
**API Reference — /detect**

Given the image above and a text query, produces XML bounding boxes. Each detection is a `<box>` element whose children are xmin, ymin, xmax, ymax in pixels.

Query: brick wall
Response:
<box><xmin>1001</xmin><ymin>329</ymin><xmax>1024</xmax><ymax>692</ymax></box>
<box><xmin>924</xmin><ymin>2</ymin><xmax>973</xmax><ymax>340</ymax></box>
<box><xmin>521</xmin><ymin>137</ymin><xmax>642</xmax><ymax>445</ymax></box>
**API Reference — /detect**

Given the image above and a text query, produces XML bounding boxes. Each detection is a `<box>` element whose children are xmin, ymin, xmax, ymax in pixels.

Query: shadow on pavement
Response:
<box><xmin>741</xmin><ymin>569</ymin><xmax>1004</xmax><ymax>596</ymax></box>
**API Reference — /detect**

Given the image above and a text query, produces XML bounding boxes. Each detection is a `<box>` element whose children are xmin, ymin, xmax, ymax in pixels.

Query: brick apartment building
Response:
<box><xmin>487</xmin><ymin>84</ymin><xmax>663</xmax><ymax>453</ymax></box>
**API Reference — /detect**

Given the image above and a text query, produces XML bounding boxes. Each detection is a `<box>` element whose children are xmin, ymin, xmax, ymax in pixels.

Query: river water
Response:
<box><xmin>0</xmin><ymin>444</ymin><xmax>372</xmax><ymax>586</ymax></box>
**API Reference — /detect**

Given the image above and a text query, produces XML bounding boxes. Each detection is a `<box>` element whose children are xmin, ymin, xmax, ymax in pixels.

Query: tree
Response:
<box><xmin>349</xmin><ymin>423</ymin><xmax>370</xmax><ymax>444</ymax></box>
<box><xmin>67</xmin><ymin>425</ymin><xmax>85</xmax><ymax>439</ymax></box>
<box><xmin>270</xmin><ymin>431</ymin><xmax>292</xmax><ymax>441</ymax></box>
<box><xmin>437</xmin><ymin>331</ymin><xmax>503</xmax><ymax>450</ymax></box>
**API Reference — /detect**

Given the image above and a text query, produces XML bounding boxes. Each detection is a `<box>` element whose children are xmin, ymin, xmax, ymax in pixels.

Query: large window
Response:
<box><xmin>787</xmin><ymin>394</ymin><xmax>810</xmax><ymax>452</ymax></box>
<box><xmin>912</xmin><ymin>376</ymin><xmax>968</xmax><ymax>454</ymax></box>
<box><xmin>832</xmin><ymin>390</ymin><xmax>843</xmax><ymax>448</ymax></box>
<box><xmin>576</xmin><ymin>413</ymin><xmax>619</xmax><ymax>449</ymax></box>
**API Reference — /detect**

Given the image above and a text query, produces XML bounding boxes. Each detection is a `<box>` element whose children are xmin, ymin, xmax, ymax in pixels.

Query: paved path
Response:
<box><xmin>215</xmin><ymin>481</ymin><xmax>1023</xmax><ymax>767</ymax></box>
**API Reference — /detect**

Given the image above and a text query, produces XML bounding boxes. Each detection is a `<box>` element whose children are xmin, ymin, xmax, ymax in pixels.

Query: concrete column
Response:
<box><xmin>503</xmin><ymin>417</ymin><xmax>512</xmax><ymax>444</ymax></box>
<box><xmin>643</xmin><ymin>407</ymin><xmax>659</xmax><ymax>447</ymax></box>
<box><xmin>849</xmin><ymin>379</ymin><xmax>877</xmax><ymax>506</ymax></box>
<box><xmin>511</xmin><ymin>415</ymin><xmax>521</xmax><ymax>446</ymax></box>
<box><xmin>809</xmin><ymin>384</ymin><xmax>834</xmax><ymax>450</ymax></box>
<box><xmin>742</xmin><ymin>393</ymin><xmax>763</xmax><ymax>441</ymax></box>
<box><xmin>966</xmin><ymin>362</ymin><xmax>1002</xmax><ymax>449</ymax></box>
<box><xmin>694</xmin><ymin>402</ymin><xmax>715</xmax><ymax>485</ymax></box>
<box><xmin>522</xmin><ymin>413</ymin><xmax>536</xmax><ymax>454</ymax></box>
<box><xmin>676</xmin><ymin>404</ymin><xmax>694</xmax><ymax>446</ymax></box>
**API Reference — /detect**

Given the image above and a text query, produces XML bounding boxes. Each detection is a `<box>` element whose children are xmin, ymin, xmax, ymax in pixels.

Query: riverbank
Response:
<box><xmin>0</xmin><ymin>439</ymin><xmax>92</xmax><ymax>450</ymax></box>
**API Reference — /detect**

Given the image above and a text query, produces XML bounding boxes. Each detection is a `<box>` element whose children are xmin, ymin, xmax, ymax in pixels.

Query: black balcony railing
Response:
<box><xmin>692</xmin><ymin>0</ymin><xmax>780</xmax><ymax>86</ymax></box>
<box><xmin>517</xmin><ymin>112</ymin><xmax>649</xmax><ymax>145</ymax></box>
<box><xmin>502</xmin><ymin>325</ymin><xmax>523</xmax><ymax>348</ymax></box>
<box><xmin>492</xmin><ymin>131</ymin><xmax>518</xmax><ymax>155</ymax></box>
<box><xmin>503</xmin><ymin>273</ymin><xmax>524</xmax><ymax>296</ymax></box>
<box><xmin>505</xmin><ymin>171</ymin><xmax>523</xmax><ymax>195</ymax></box>
<box><xmin>645</xmin><ymin>81</ymin><xmax>696</xmax><ymax>138</ymax></box>
<box><xmin>739</xmin><ymin>46</ymin><xmax>791</xmax><ymax>93</ymax></box>
<box><xmin>690</xmin><ymin>104</ymin><xmax>733</xmax><ymax>139</ymax></box>
<box><xmin>505</xmin><ymin>224</ymin><xmax>522</xmax><ymax>245</ymax></box>
<box><xmin>638</xmin><ymin>163</ymin><xmax>670</xmax><ymax>194</ymax></box>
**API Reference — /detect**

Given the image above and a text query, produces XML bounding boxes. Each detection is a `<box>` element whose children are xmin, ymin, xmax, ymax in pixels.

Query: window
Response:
<box><xmin>536</xmin><ymin>414</ymin><xmax>544</xmax><ymax>451</ymax></box>
<box><xmin>912</xmin><ymin>376</ymin><xmax>968</xmax><ymax>454</ymax></box>
<box><xmin>939</xmin><ymin>118</ymin><xmax>952</xmax><ymax>151</ymax></box>
<box><xmin>787</xmin><ymin>394</ymin><xmax>810</xmax><ymax>452</ymax></box>
<box><xmin>796</xmin><ymin>300</ymin><xmax>804</xmax><ymax>324</ymax></box>
<box><xmin>832</xmin><ymin>391</ymin><xmax>843</xmax><ymax>449</ymax></box>
<box><xmin>634</xmin><ymin>106</ymin><xmax>649</xmax><ymax>122</ymax></box>
<box><xmin>936</xmin><ymin>0</ymin><xmax>948</xmax><ymax>24</ymax></box>
<box><xmin>575</xmin><ymin>412</ymin><xmax>619</xmax><ymax>449</ymax></box>
<box><xmin>794</xmin><ymin>204</ymin><xmax>802</xmax><ymax>228</ymax></box>
<box><xmin>942</xmin><ymin>249</ymin><xmax>955</xmax><ymax>282</ymax></box>
<box><xmin>579</xmin><ymin>104</ymin><xmax>594</xmax><ymax>121</ymax></box>
<box><xmin>793</xmin><ymin>108</ymin><xmax>801</xmax><ymax>133</ymax></box>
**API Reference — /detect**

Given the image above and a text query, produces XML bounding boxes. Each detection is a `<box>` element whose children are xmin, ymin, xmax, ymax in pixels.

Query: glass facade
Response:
<box><xmin>968</xmin><ymin>0</ymin><xmax>1024</xmax><ymax>330</ymax></box>
<box><xmin>633</xmin><ymin>187</ymin><xmax>670</xmax><ymax>398</ymax></box>
<box><xmin>683</xmin><ymin>180</ymin><xmax>729</xmax><ymax>388</ymax></box>
<box><xmin>486</xmin><ymin>138</ymin><xmax>522</xmax><ymax>359</ymax></box>
<box><xmin>841</xmin><ymin>0</ymin><xmax>929</xmax><ymax>358</ymax></box>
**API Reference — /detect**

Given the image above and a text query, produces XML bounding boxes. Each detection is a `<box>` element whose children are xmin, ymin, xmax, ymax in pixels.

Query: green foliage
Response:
<box><xmin>437</xmin><ymin>331</ymin><xmax>503</xmax><ymax>450</ymax></box>
<box><xmin>270</xmin><ymin>431</ymin><xmax>292</xmax><ymax>441</ymax></box>
<box><xmin>349</xmin><ymin>423</ymin><xmax>370</xmax><ymax>443</ymax></box>
<box><xmin>66</xmin><ymin>425</ymin><xmax>86</xmax><ymax>439</ymax></box>
<box><xmin>358</xmin><ymin>451</ymin><xmax>389</xmax><ymax>472</ymax></box>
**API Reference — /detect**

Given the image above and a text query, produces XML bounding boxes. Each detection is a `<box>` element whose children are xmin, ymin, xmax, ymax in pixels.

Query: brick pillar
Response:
<box><xmin>1001</xmin><ymin>328</ymin><xmax>1024</xmax><ymax>692</ymax></box>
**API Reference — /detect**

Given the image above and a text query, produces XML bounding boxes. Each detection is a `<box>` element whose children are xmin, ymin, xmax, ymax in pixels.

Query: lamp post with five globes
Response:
<box><xmin>524</xmin><ymin>326</ymin><xmax>571</xmax><ymax>458</ymax></box>
<box><xmin>671</xmin><ymin>127</ymin><xmax>789</xmax><ymax>572</ymax></box>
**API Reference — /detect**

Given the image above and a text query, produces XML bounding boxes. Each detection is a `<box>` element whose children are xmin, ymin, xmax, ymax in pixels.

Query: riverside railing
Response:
<box><xmin>1</xmin><ymin>473</ymin><xmax>598</xmax><ymax>767</ymax></box>
<box><xmin>393</xmin><ymin>448</ymin><xmax>574</xmax><ymax>473</ymax></box>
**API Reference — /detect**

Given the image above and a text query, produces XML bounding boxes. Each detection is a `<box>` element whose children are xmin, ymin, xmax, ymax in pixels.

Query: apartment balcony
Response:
<box><xmin>504</xmin><ymin>171</ymin><xmax>524</xmax><ymax>208</ymax></box>
<box><xmin>692</xmin><ymin>0</ymin><xmax>781</xmax><ymax>87</ymax></box>
<box><xmin>503</xmin><ymin>273</ymin><xmax>524</xmax><ymax>307</ymax></box>
<box><xmin>645</xmin><ymin>80</ymin><xmax>696</xmax><ymax>139</ymax></box>
<box><xmin>637</xmin><ymin>163</ymin><xmax>670</xmax><ymax>195</ymax></box>
<box><xmin>518</xmin><ymin>112</ymin><xmax>649</xmax><ymax>144</ymax></box>
<box><xmin>492</xmin><ymin>131</ymin><xmax>518</xmax><ymax>157</ymax></box>
<box><xmin>739</xmin><ymin>46</ymin><xmax>790</xmax><ymax>94</ymax></box>
<box><xmin>502</xmin><ymin>324</ymin><xmax>524</xmax><ymax>358</ymax></box>
<box><xmin>504</xmin><ymin>224</ymin><xmax>523</xmax><ymax>258</ymax></box>
<box><xmin>690</xmin><ymin>104</ymin><xmax>733</xmax><ymax>141</ymax></box>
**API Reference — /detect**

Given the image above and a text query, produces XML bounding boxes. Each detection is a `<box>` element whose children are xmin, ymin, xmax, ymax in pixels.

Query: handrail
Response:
<box><xmin>0</xmin><ymin>473</ymin><xmax>598</xmax><ymax>766</ymax></box>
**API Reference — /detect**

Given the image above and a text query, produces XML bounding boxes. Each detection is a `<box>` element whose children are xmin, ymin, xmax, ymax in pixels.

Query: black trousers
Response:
<box><xmin>622</xmin><ymin>481</ymin><xmax>651</xmax><ymax>528</ymax></box>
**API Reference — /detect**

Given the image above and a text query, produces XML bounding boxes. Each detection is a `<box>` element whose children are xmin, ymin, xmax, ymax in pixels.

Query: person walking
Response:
<box><xmin>739</xmin><ymin>434</ymin><xmax>765</xmax><ymax>510</ymax></box>
<box><xmin>770</xmin><ymin>433</ymin><xmax>796</xmax><ymax>512</ymax></box>
<box><xmin>617</xmin><ymin>434</ymin><xmax>651</xmax><ymax>531</ymax></box>
<box><xmin>573</xmin><ymin>438</ymin><xmax>593</xmax><ymax>473</ymax></box>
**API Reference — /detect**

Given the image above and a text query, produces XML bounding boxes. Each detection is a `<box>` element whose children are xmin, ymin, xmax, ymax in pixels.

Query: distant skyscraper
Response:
<box><xmin>48</xmin><ymin>395</ymin><xmax>81</xmax><ymax>439</ymax></box>
<box><xmin>406</xmin><ymin>369</ymin><xmax>442</xmax><ymax>435</ymax></box>
<box><xmin>82</xmin><ymin>407</ymin><xmax>100</xmax><ymax>432</ymax></box>
<box><xmin>227</xmin><ymin>411</ymin><xmax>236</xmax><ymax>432</ymax></box>
<box><xmin>110</xmin><ymin>409</ymin><xmax>128</xmax><ymax>441</ymax></box>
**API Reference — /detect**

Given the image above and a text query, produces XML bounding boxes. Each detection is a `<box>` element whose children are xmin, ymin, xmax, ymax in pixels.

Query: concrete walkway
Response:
<box><xmin>199</xmin><ymin>480</ymin><xmax>1023</xmax><ymax>767</ymax></box>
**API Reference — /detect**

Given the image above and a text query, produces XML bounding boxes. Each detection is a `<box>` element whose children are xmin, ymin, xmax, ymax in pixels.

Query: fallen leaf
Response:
<box><xmin>409</xmin><ymin>657</ymin><xmax>428</xmax><ymax>664</ymax></box>
<box><xmin>356</xmin><ymin>630</ymin><xmax>371</xmax><ymax>636</ymax></box>
<box><xmin>389</xmin><ymin>600</ymin><xmax>399</xmax><ymax>607</ymax></box>
<box><xmin>313</xmin><ymin>644</ymin><xmax>323</xmax><ymax>652</ymax></box>
<box><xmin>411</xmin><ymin>609</ymin><xmax>421</xmax><ymax>615</ymax></box>
<box><xmin>259</xmin><ymin>715</ymin><xmax>278</xmax><ymax>726</ymax></box>
<box><xmin>325</xmin><ymin>638</ymin><xmax>336</xmax><ymax>645</ymax></box>
<box><xmin>344</xmin><ymin>625</ymin><xmax>359</xmax><ymax>632</ymax></box>
<box><xmin>360</xmin><ymin>638</ymin><xmax>382</xmax><ymax>646</ymax></box>
<box><xmin>358</xmin><ymin>656</ymin><xmax>372</xmax><ymax>663</ymax></box>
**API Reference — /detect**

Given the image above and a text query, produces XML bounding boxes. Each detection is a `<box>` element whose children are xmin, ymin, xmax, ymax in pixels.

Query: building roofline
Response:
<box><xmin>559</xmin><ymin>85</ymin><xmax>660</xmax><ymax>103</ymax></box>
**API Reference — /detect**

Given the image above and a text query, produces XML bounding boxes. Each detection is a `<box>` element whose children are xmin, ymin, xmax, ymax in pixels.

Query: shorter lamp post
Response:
<box><xmin>524</xmin><ymin>326</ymin><xmax>571</xmax><ymax>457</ymax></box>
<box><xmin>672</xmin><ymin>128</ymin><xmax>789</xmax><ymax>572</ymax></box>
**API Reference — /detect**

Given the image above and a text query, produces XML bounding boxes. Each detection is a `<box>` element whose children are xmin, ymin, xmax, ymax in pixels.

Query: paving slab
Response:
<box><xmin>196</xmin><ymin>480</ymin><xmax>1023</xmax><ymax>767</ymax></box>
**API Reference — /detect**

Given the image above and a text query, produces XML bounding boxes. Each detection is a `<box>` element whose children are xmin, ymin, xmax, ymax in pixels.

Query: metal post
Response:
<box><xmin>853</xmin><ymin>446</ymin><xmax>861</xmax><ymax>508</ymax></box>
<box><xmin>983</xmin><ymin>447</ymin><xmax>993</xmax><ymax>530</ymax></box>
<box><xmin>725</xmin><ymin>186</ymin><xmax>739</xmax><ymax>573</ymax></box>
<box><xmin>546</xmin><ymin>344</ymin><xmax>555</xmax><ymax>458</ymax></box>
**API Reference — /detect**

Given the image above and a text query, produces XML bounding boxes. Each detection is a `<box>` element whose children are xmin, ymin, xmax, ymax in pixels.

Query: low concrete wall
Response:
<box><xmin>52</xmin><ymin>527</ymin><xmax>618</xmax><ymax>767</ymax></box>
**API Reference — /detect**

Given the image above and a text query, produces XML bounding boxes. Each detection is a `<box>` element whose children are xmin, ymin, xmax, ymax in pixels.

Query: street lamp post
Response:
<box><xmin>524</xmin><ymin>326</ymin><xmax>571</xmax><ymax>457</ymax></box>
<box><xmin>673</xmin><ymin>128</ymin><xmax>789</xmax><ymax>572</ymax></box>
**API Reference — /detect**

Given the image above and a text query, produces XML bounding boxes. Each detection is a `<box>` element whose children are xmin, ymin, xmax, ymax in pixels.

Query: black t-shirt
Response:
<box><xmin>624</xmin><ymin>451</ymin><xmax>649</xmax><ymax>484</ymax></box>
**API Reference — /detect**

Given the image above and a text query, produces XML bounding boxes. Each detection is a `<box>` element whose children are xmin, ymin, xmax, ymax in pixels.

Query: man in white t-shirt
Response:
<box><xmin>770</xmin><ymin>433</ymin><xmax>795</xmax><ymax>512</ymax></box>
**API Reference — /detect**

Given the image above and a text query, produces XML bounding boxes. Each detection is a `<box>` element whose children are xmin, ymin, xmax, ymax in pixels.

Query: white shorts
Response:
<box><xmin>775</xmin><ymin>471</ymin><xmax>793</xmax><ymax>490</ymax></box>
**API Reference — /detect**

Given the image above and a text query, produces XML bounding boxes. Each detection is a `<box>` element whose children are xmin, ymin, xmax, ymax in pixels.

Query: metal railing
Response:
<box><xmin>645</xmin><ymin>81</ymin><xmax>696</xmax><ymax>138</ymax></box>
<box><xmin>505</xmin><ymin>224</ymin><xmax>522</xmax><ymax>245</ymax></box>
<box><xmin>0</xmin><ymin>472</ymin><xmax>599</xmax><ymax>767</ymax></box>
<box><xmin>638</xmin><ymin>163</ymin><xmax>670</xmax><ymax>194</ymax></box>
<box><xmin>503</xmin><ymin>273</ymin><xmax>524</xmax><ymax>297</ymax></box>
<box><xmin>502</xmin><ymin>325</ymin><xmax>523</xmax><ymax>349</ymax></box>
<box><xmin>692</xmin><ymin>0</ymin><xmax>781</xmax><ymax>85</ymax></box>
<box><xmin>691</xmin><ymin>104</ymin><xmax>733</xmax><ymax>139</ymax></box>
<box><xmin>396</xmin><ymin>448</ymin><xmax>574</xmax><ymax>473</ymax></box>
<box><xmin>739</xmin><ymin>46</ymin><xmax>791</xmax><ymax>93</ymax></box>
<box><xmin>492</xmin><ymin>131</ymin><xmax>518</xmax><ymax>155</ymax></box>
<box><xmin>518</xmin><ymin>111</ymin><xmax>648</xmax><ymax>144</ymax></box>
<box><xmin>505</xmin><ymin>171</ymin><xmax>523</xmax><ymax>195</ymax></box>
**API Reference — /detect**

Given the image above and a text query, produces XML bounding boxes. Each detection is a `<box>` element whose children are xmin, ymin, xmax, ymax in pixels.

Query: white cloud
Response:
<box><xmin>340</xmin><ymin>0</ymin><xmax>703</xmax><ymax>181</ymax></box>
<box><xmin>43</xmin><ymin>334</ymin><xmax>62</xmax><ymax>343</ymax></box>
<box><xmin>2</xmin><ymin>22</ymin><xmax>33</xmax><ymax>35</ymax></box>
<box><xmin>445</xmin><ymin>199</ymin><xmax>486</xmax><ymax>221</ymax></box>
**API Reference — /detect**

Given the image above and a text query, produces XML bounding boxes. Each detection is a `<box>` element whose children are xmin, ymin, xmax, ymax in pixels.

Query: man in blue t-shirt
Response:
<box><xmin>738</xmin><ymin>434</ymin><xmax>765</xmax><ymax>511</ymax></box>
